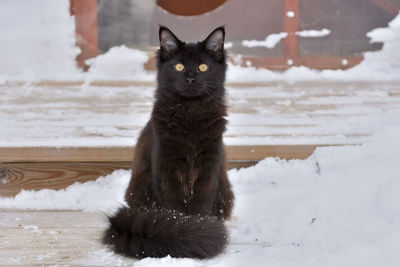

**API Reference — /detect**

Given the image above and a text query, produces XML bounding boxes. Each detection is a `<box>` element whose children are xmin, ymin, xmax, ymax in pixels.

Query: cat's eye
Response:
<box><xmin>175</xmin><ymin>63</ymin><xmax>184</xmax><ymax>72</ymax></box>
<box><xmin>198</xmin><ymin>64</ymin><xmax>208</xmax><ymax>72</ymax></box>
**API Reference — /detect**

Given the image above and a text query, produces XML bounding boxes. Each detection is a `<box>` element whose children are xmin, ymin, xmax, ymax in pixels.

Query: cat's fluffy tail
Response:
<box><xmin>102</xmin><ymin>206</ymin><xmax>228</xmax><ymax>259</ymax></box>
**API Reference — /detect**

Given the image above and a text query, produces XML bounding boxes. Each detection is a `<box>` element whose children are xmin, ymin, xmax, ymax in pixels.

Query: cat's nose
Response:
<box><xmin>186</xmin><ymin>77</ymin><xmax>196</xmax><ymax>84</ymax></box>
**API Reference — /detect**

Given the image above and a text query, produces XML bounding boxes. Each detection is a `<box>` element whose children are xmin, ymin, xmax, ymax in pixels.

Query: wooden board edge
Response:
<box><xmin>0</xmin><ymin>145</ymin><xmax>347</xmax><ymax>163</ymax></box>
<box><xmin>0</xmin><ymin>161</ymin><xmax>257</xmax><ymax>197</ymax></box>
<box><xmin>0</xmin><ymin>143</ymin><xmax>356</xmax><ymax>197</ymax></box>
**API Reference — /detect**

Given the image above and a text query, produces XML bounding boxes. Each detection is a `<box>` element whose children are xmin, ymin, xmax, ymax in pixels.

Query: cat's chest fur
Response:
<box><xmin>150</xmin><ymin>97</ymin><xmax>226</xmax><ymax>207</ymax></box>
<box><xmin>152</xmin><ymin>98</ymin><xmax>226</xmax><ymax>146</ymax></box>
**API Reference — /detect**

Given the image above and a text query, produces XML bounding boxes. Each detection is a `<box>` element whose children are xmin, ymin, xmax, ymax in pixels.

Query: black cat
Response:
<box><xmin>103</xmin><ymin>26</ymin><xmax>234</xmax><ymax>259</ymax></box>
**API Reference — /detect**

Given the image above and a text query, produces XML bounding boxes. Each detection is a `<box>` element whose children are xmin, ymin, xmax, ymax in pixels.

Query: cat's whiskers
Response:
<box><xmin>201</xmin><ymin>86</ymin><xmax>212</xmax><ymax>97</ymax></box>
<box><xmin>202</xmin><ymin>82</ymin><xmax>221</xmax><ymax>98</ymax></box>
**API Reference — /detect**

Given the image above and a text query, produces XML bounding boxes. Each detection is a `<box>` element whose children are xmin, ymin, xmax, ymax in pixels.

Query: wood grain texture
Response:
<box><xmin>0</xmin><ymin>145</ymin><xmax>320</xmax><ymax>163</ymax></box>
<box><xmin>0</xmin><ymin>147</ymin><xmax>134</xmax><ymax>162</ymax></box>
<box><xmin>226</xmin><ymin>145</ymin><xmax>319</xmax><ymax>161</ymax></box>
<box><xmin>0</xmin><ymin>162</ymin><xmax>131</xmax><ymax>197</ymax></box>
<box><xmin>0</xmin><ymin>161</ymin><xmax>262</xmax><ymax>197</ymax></box>
<box><xmin>0</xmin><ymin>145</ymin><xmax>328</xmax><ymax>196</ymax></box>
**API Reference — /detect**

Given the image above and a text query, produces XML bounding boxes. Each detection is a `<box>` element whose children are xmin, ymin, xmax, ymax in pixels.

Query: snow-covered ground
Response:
<box><xmin>1</xmin><ymin>126</ymin><xmax>400</xmax><ymax>266</ymax></box>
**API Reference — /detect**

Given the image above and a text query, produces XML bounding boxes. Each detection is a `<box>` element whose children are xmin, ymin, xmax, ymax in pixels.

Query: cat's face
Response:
<box><xmin>157</xmin><ymin>27</ymin><xmax>227</xmax><ymax>99</ymax></box>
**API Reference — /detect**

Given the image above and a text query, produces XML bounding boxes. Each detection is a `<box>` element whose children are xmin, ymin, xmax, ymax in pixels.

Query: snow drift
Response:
<box><xmin>1</xmin><ymin>126</ymin><xmax>400</xmax><ymax>266</ymax></box>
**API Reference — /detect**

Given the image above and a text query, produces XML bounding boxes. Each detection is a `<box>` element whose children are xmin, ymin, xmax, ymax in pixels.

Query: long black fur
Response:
<box><xmin>103</xmin><ymin>26</ymin><xmax>234</xmax><ymax>259</ymax></box>
<box><xmin>103</xmin><ymin>207</ymin><xmax>227</xmax><ymax>259</ymax></box>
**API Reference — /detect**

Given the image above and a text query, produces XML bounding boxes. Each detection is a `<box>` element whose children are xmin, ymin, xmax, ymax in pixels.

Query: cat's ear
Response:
<box><xmin>201</xmin><ymin>27</ymin><xmax>225</xmax><ymax>60</ymax></box>
<box><xmin>159</xmin><ymin>26</ymin><xmax>182</xmax><ymax>59</ymax></box>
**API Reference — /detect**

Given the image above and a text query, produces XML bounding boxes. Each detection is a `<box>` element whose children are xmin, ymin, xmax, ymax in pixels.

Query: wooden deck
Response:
<box><xmin>1</xmin><ymin>80</ymin><xmax>400</xmax><ymax>196</ymax></box>
<box><xmin>0</xmin><ymin>145</ymin><xmax>319</xmax><ymax>197</ymax></box>
<box><xmin>0</xmin><ymin>80</ymin><xmax>399</xmax><ymax>266</ymax></box>
<box><xmin>0</xmin><ymin>209</ymin><xmax>251</xmax><ymax>266</ymax></box>
<box><xmin>0</xmin><ymin>209</ymin><xmax>129</xmax><ymax>266</ymax></box>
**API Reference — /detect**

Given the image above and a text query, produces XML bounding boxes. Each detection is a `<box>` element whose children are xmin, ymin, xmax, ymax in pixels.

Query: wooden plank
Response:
<box><xmin>0</xmin><ymin>144</ymin><xmax>323</xmax><ymax>197</ymax></box>
<box><xmin>0</xmin><ymin>147</ymin><xmax>134</xmax><ymax>163</ymax></box>
<box><xmin>0</xmin><ymin>209</ymin><xmax>252</xmax><ymax>265</ymax></box>
<box><xmin>0</xmin><ymin>210</ymin><xmax>118</xmax><ymax>266</ymax></box>
<box><xmin>226</xmin><ymin>145</ymin><xmax>318</xmax><ymax>161</ymax></box>
<box><xmin>0</xmin><ymin>145</ymin><xmax>320</xmax><ymax>163</ymax></box>
<box><xmin>8</xmin><ymin>79</ymin><xmax>400</xmax><ymax>88</ymax></box>
<box><xmin>6</xmin><ymin>74</ymin><xmax>389</xmax><ymax>89</ymax></box>
<box><xmin>0</xmin><ymin>161</ymin><xmax>258</xmax><ymax>197</ymax></box>
<box><xmin>0</xmin><ymin>78</ymin><xmax>366</xmax><ymax>88</ymax></box>
<box><xmin>0</xmin><ymin>162</ymin><xmax>131</xmax><ymax>197</ymax></box>
<box><xmin>0</xmin><ymin>144</ymin><xmax>322</xmax><ymax>196</ymax></box>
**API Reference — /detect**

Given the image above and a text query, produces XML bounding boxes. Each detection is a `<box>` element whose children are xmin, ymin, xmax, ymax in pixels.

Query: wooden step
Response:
<box><xmin>0</xmin><ymin>145</ymin><xmax>324</xmax><ymax>197</ymax></box>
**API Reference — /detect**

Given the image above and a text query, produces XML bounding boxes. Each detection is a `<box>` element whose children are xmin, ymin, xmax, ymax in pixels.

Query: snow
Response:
<box><xmin>353</xmin><ymin>13</ymin><xmax>400</xmax><ymax>78</ymax></box>
<box><xmin>241</xmin><ymin>29</ymin><xmax>330</xmax><ymax>49</ymax></box>
<box><xmin>85</xmin><ymin>45</ymin><xmax>155</xmax><ymax>82</ymax></box>
<box><xmin>23</xmin><ymin>225</ymin><xmax>41</xmax><ymax>234</ymax></box>
<box><xmin>0</xmin><ymin>0</ymin><xmax>83</xmax><ymax>82</ymax></box>
<box><xmin>224</xmin><ymin>42</ymin><xmax>233</xmax><ymax>49</ymax></box>
<box><xmin>286</xmin><ymin>11</ymin><xmax>296</xmax><ymax>18</ymax></box>
<box><xmin>296</xmin><ymin>28</ymin><xmax>331</xmax><ymax>38</ymax></box>
<box><xmin>1</xmin><ymin>126</ymin><xmax>400</xmax><ymax>266</ymax></box>
<box><xmin>242</xmin><ymin>32</ymin><xmax>288</xmax><ymax>48</ymax></box>
<box><xmin>0</xmin><ymin>169</ymin><xmax>130</xmax><ymax>212</ymax></box>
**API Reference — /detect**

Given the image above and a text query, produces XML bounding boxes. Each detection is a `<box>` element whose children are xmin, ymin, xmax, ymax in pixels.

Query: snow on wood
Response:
<box><xmin>1</xmin><ymin>126</ymin><xmax>400</xmax><ymax>266</ymax></box>
<box><xmin>1</xmin><ymin>81</ymin><xmax>399</xmax><ymax>147</ymax></box>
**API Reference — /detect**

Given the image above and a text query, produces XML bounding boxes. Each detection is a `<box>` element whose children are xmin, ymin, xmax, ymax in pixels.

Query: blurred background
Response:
<box><xmin>73</xmin><ymin>0</ymin><xmax>400</xmax><ymax>70</ymax></box>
